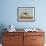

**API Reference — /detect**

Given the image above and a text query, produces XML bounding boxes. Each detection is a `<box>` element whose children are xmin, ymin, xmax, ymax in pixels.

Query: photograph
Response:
<box><xmin>17</xmin><ymin>7</ymin><xmax>35</xmax><ymax>22</ymax></box>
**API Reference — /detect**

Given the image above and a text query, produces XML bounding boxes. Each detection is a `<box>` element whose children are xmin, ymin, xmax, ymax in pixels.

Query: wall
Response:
<box><xmin>0</xmin><ymin>0</ymin><xmax>46</xmax><ymax>30</ymax></box>
<box><xmin>0</xmin><ymin>0</ymin><xmax>46</xmax><ymax>28</ymax></box>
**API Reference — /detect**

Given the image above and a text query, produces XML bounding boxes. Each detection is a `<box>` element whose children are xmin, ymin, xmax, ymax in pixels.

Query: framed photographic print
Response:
<box><xmin>17</xmin><ymin>7</ymin><xmax>35</xmax><ymax>22</ymax></box>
